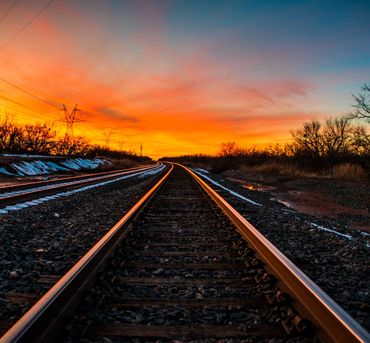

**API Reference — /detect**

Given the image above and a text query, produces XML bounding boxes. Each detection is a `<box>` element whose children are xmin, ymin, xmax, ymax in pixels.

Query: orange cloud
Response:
<box><xmin>0</xmin><ymin>1</ymin><xmax>336</xmax><ymax>158</ymax></box>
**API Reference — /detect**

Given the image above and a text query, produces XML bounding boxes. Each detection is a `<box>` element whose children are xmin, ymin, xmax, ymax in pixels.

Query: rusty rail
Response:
<box><xmin>184</xmin><ymin>164</ymin><xmax>369</xmax><ymax>343</ymax></box>
<box><xmin>0</xmin><ymin>164</ymin><xmax>158</xmax><ymax>207</ymax></box>
<box><xmin>0</xmin><ymin>164</ymin><xmax>173</xmax><ymax>343</ymax></box>
<box><xmin>1</xmin><ymin>162</ymin><xmax>369</xmax><ymax>342</ymax></box>
<box><xmin>0</xmin><ymin>164</ymin><xmax>154</xmax><ymax>193</ymax></box>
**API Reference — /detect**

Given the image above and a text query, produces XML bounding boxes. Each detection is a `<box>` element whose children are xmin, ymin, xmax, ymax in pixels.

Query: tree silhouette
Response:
<box><xmin>351</xmin><ymin>83</ymin><xmax>370</xmax><ymax>123</ymax></box>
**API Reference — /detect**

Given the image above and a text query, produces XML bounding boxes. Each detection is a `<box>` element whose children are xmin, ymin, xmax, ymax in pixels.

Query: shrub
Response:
<box><xmin>331</xmin><ymin>163</ymin><xmax>367</xmax><ymax>182</ymax></box>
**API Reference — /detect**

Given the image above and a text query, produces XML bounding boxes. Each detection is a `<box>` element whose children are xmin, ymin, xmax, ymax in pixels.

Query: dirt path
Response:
<box><xmin>223</xmin><ymin>169</ymin><xmax>370</xmax><ymax>232</ymax></box>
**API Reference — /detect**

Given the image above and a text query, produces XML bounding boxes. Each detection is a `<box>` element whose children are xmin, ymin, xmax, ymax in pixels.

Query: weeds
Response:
<box><xmin>331</xmin><ymin>163</ymin><xmax>367</xmax><ymax>181</ymax></box>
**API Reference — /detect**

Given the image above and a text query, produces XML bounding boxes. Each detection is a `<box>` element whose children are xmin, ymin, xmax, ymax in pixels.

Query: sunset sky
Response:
<box><xmin>0</xmin><ymin>0</ymin><xmax>369</xmax><ymax>158</ymax></box>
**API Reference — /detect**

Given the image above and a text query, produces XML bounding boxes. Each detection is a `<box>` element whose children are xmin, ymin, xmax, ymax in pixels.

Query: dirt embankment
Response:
<box><xmin>222</xmin><ymin>169</ymin><xmax>370</xmax><ymax>232</ymax></box>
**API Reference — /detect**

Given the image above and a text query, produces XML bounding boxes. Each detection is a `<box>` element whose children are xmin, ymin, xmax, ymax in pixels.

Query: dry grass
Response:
<box><xmin>240</xmin><ymin>162</ymin><xmax>314</xmax><ymax>178</ymax></box>
<box><xmin>240</xmin><ymin>162</ymin><xmax>368</xmax><ymax>183</ymax></box>
<box><xmin>331</xmin><ymin>163</ymin><xmax>367</xmax><ymax>182</ymax></box>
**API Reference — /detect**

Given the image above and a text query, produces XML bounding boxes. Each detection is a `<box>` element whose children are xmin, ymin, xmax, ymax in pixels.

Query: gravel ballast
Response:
<box><xmin>193</xmin><ymin>168</ymin><xmax>370</xmax><ymax>331</ymax></box>
<box><xmin>1</xmin><ymin>164</ymin><xmax>368</xmax><ymax>338</ymax></box>
<box><xmin>0</xmin><ymin>166</ymin><xmax>168</xmax><ymax>330</ymax></box>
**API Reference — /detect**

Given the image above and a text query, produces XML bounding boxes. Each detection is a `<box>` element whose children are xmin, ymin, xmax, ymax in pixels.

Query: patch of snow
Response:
<box><xmin>1</xmin><ymin>153</ymin><xmax>50</xmax><ymax>158</ymax></box>
<box><xmin>61</xmin><ymin>158</ymin><xmax>110</xmax><ymax>170</ymax></box>
<box><xmin>193</xmin><ymin>168</ymin><xmax>209</xmax><ymax>174</ymax></box>
<box><xmin>307</xmin><ymin>222</ymin><xmax>353</xmax><ymax>240</ymax></box>
<box><xmin>59</xmin><ymin>159</ymin><xmax>80</xmax><ymax>170</ymax></box>
<box><xmin>0</xmin><ymin>165</ymin><xmax>161</xmax><ymax>199</ymax></box>
<box><xmin>0</xmin><ymin>167</ymin><xmax>14</xmax><ymax>176</ymax></box>
<box><xmin>359</xmin><ymin>231</ymin><xmax>370</xmax><ymax>248</ymax></box>
<box><xmin>44</xmin><ymin>161</ymin><xmax>69</xmax><ymax>172</ymax></box>
<box><xmin>11</xmin><ymin>160</ymin><xmax>56</xmax><ymax>176</ymax></box>
<box><xmin>138</xmin><ymin>164</ymin><xmax>166</xmax><ymax>178</ymax></box>
<box><xmin>192</xmin><ymin>168</ymin><xmax>367</xmax><ymax>247</ymax></box>
<box><xmin>272</xmin><ymin>198</ymin><xmax>293</xmax><ymax>209</ymax></box>
<box><xmin>192</xmin><ymin>168</ymin><xmax>262</xmax><ymax>206</ymax></box>
<box><xmin>0</xmin><ymin>164</ymin><xmax>165</xmax><ymax>215</ymax></box>
<box><xmin>0</xmin><ymin>158</ymin><xmax>111</xmax><ymax>177</ymax></box>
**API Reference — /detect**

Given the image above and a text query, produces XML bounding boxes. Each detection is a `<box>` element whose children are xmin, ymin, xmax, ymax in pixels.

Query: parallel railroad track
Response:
<box><xmin>1</xmin><ymin>164</ymin><xmax>369</xmax><ymax>342</ymax></box>
<box><xmin>0</xmin><ymin>164</ymin><xmax>158</xmax><ymax>208</ymax></box>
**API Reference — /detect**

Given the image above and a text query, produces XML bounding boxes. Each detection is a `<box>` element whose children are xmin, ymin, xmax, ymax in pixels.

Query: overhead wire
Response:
<box><xmin>0</xmin><ymin>86</ymin><xmax>77</xmax><ymax>126</ymax></box>
<box><xmin>0</xmin><ymin>56</ymin><xmax>38</xmax><ymax>83</ymax></box>
<box><xmin>1</xmin><ymin>109</ymin><xmax>46</xmax><ymax>122</ymax></box>
<box><xmin>0</xmin><ymin>0</ymin><xmax>19</xmax><ymax>25</ymax></box>
<box><xmin>0</xmin><ymin>56</ymin><xmax>76</xmax><ymax>113</ymax></box>
<box><xmin>0</xmin><ymin>76</ymin><xmax>61</xmax><ymax>109</ymax></box>
<box><xmin>0</xmin><ymin>0</ymin><xmax>67</xmax><ymax>125</ymax></box>
<box><xmin>0</xmin><ymin>0</ymin><xmax>55</xmax><ymax>51</ymax></box>
<box><xmin>0</xmin><ymin>102</ymin><xmax>48</xmax><ymax>119</ymax></box>
<box><xmin>0</xmin><ymin>94</ymin><xmax>38</xmax><ymax>113</ymax></box>
<box><xmin>0</xmin><ymin>0</ymin><xmax>96</xmax><ymax>134</ymax></box>
<box><xmin>0</xmin><ymin>58</ymin><xmax>73</xmax><ymax>121</ymax></box>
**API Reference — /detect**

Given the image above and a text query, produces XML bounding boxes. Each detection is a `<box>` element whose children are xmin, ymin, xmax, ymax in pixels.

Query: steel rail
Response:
<box><xmin>181</xmin><ymin>164</ymin><xmax>369</xmax><ymax>343</ymax></box>
<box><xmin>0</xmin><ymin>163</ymin><xmax>173</xmax><ymax>343</ymax></box>
<box><xmin>2</xmin><ymin>163</ymin><xmax>369</xmax><ymax>342</ymax></box>
<box><xmin>0</xmin><ymin>164</ymin><xmax>154</xmax><ymax>193</ymax></box>
<box><xmin>0</xmin><ymin>164</ymin><xmax>159</xmax><ymax>207</ymax></box>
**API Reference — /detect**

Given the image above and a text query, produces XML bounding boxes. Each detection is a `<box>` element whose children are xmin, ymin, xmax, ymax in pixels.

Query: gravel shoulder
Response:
<box><xmin>223</xmin><ymin>169</ymin><xmax>370</xmax><ymax>232</ymax></box>
<box><xmin>193</xmin><ymin>168</ymin><xmax>370</xmax><ymax>331</ymax></box>
<box><xmin>0</xmin><ymin>167</ymin><xmax>168</xmax><ymax>331</ymax></box>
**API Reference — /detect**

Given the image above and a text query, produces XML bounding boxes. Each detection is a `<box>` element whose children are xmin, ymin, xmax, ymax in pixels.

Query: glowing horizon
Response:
<box><xmin>0</xmin><ymin>0</ymin><xmax>369</xmax><ymax>158</ymax></box>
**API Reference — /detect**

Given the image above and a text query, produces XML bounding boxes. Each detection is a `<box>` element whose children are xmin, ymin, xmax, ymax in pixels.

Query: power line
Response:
<box><xmin>0</xmin><ymin>76</ymin><xmax>60</xmax><ymax>109</ymax></box>
<box><xmin>0</xmin><ymin>94</ymin><xmax>37</xmax><ymax>112</ymax></box>
<box><xmin>0</xmin><ymin>0</ymin><xmax>19</xmax><ymax>25</ymax></box>
<box><xmin>0</xmin><ymin>110</ymin><xmax>52</xmax><ymax>123</ymax></box>
<box><xmin>1</xmin><ymin>111</ymin><xmax>45</xmax><ymax>123</ymax></box>
<box><xmin>0</xmin><ymin>0</ymin><xmax>55</xmax><ymax>51</ymax></box>
<box><xmin>0</xmin><ymin>102</ymin><xmax>37</xmax><ymax>117</ymax></box>
<box><xmin>0</xmin><ymin>102</ymin><xmax>53</xmax><ymax>119</ymax></box>
<box><xmin>0</xmin><ymin>56</ymin><xmax>42</xmax><ymax>84</ymax></box>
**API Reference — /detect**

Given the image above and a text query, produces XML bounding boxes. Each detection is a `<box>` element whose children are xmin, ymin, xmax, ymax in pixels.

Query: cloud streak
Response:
<box><xmin>0</xmin><ymin>0</ymin><xmax>368</xmax><ymax>157</ymax></box>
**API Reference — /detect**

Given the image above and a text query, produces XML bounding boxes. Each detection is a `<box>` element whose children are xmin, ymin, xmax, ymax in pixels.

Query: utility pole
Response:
<box><xmin>60</xmin><ymin>104</ymin><xmax>84</xmax><ymax>138</ymax></box>
<box><xmin>103</xmin><ymin>130</ymin><xmax>113</xmax><ymax>149</ymax></box>
<box><xmin>140</xmin><ymin>143</ymin><xmax>143</xmax><ymax>157</ymax></box>
<box><xmin>118</xmin><ymin>140</ymin><xmax>125</xmax><ymax>151</ymax></box>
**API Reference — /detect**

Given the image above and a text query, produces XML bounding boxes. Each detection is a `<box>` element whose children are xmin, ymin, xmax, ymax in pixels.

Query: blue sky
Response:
<box><xmin>0</xmin><ymin>0</ymin><xmax>369</xmax><ymax>156</ymax></box>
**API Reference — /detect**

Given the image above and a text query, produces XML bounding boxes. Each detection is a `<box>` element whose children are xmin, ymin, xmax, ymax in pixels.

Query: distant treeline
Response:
<box><xmin>160</xmin><ymin>115</ymin><xmax>370</xmax><ymax>174</ymax></box>
<box><xmin>0</xmin><ymin>118</ymin><xmax>151</xmax><ymax>162</ymax></box>
<box><xmin>161</xmin><ymin>83</ymin><xmax>370</xmax><ymax>176</ymax></box>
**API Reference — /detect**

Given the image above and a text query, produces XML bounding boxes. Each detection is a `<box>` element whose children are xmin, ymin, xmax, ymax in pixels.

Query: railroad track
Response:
<box><xmin>1</xmin><ymin>164</ymin><xmax>369</xmax><ymax>342</ymax></box>
<box><xmin>0</xmin><ymin>164</ymin><xmax>158</xmax><ymax>208</ymax></box>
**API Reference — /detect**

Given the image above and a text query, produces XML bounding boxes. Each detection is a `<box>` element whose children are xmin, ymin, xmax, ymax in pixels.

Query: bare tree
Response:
<box><xmin>218</xmin><ymin>142</ymin><xmax>240</xmax><ymax>157</ymax></box>
<box><xmin>0</xmin><ymin>117</ymin><xmax>24</xmax><ymax>153</ymax></box>
<box><xmin>265</xmin><ymin>143</ymin><xmax>285</xmax><ymax>157</ymax></box>
<box><xmin>56</xmin><ymin>136</ymin><xmax>90</xmax><ymax>156</ymax></box>
<box><xmin>291</xmin><ymin>116</ymin><xmax>357</xmax><ymax>159</ymax></box>
<box><xmin>322</xmin><ymin>116</ymin><xmax>352</xmax><ymax>156</ymax></box>
<box><xmin>351</xmin><ymin>126</ymin><xmax>370</xmax><ymax>155</ymax></box>
<box><xmin>351</xmin><ymin>83</ymin><xmax>370</xmax><ymax>122</ymax></box>
<box><xmin>0</xmin><ymin>117</ymin><xmax>12</xmax><ymax>151</ymax></box>
<box><xmin>291</xmin><ymin>120</ymin><xmax>324</xmax><ymax>158</ymax></box>
<box><xmin>24</xmin><ymin>123</ymin><xmax>56</xmax><ymax>154</ymax></box>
